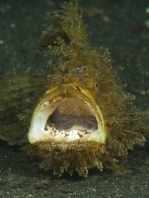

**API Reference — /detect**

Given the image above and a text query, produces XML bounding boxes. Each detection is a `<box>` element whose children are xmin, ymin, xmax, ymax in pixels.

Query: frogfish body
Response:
<box><xmin>0</xmin><ymin>0</ymin><xmax>149</xmax><ymax>177</ymax></box>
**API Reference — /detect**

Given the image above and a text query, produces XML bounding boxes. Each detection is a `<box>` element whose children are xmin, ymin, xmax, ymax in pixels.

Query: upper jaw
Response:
<box><xmin>28</xmin><ymin>85</ymin><xmax>107</xmax><ymax>145</ymax></box>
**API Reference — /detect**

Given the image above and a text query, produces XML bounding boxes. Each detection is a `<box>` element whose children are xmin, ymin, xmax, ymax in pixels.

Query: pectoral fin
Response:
<box><xmin>0</xmin><ymin>73</ymin><xmax>46</xmax><ymax>145</ymax></box>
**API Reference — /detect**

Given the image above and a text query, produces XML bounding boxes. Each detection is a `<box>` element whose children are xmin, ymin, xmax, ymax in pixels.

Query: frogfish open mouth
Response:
<box><xmin>29</xmin><ymin>83</ymin><xmax>106</xmax><ymax>144</ymax></box>
<box><xmin>0</xmin><ymin>0</ymin><xmax>149</xmax><ymax>177</ymax></box>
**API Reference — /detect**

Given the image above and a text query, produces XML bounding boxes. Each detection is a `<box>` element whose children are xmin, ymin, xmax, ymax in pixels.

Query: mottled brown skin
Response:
<box><xmin>0</xmin><ymin>0</ymin><xmax>149</xmax><ymax>177</ymax></box>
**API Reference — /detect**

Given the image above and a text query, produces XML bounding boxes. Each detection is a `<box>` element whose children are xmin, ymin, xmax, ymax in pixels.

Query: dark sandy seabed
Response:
<box><xmin>0</xmin><ymin>0</ymin><xmax>149</xmax><ymax>197</ymax></box>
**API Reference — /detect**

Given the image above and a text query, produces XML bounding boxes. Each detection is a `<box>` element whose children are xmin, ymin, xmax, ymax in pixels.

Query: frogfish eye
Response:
<box><xmin>94</xmin><ymin>82</ymin><xmax>98</xmax><ymax>89</ymax></box>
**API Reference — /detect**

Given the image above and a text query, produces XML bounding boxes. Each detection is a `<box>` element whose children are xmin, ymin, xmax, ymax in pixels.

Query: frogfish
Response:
<box><xmin>0</xmin><ymin>0</ymin><xmax>149</xmax><ymax>177</ymax></box>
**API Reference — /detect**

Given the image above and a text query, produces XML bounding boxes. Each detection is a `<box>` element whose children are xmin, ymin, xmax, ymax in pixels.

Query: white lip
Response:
<box><xmin>28</xmin><ymin>85</ymin><xmax>107</xmax><ymax>144</ymax></box>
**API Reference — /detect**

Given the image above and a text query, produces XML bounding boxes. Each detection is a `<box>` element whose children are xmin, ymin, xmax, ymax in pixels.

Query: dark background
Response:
<box><xmin>0</xmin><ymin>0</ymin><xmax>149</xmax><ymax>197</ymax></box>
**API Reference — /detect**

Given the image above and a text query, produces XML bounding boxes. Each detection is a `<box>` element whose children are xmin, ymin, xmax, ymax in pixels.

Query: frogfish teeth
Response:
<box><xmin>0</xmin><ymin>0</ymin><xmax>149</xmax><ymax>177</ymax></box>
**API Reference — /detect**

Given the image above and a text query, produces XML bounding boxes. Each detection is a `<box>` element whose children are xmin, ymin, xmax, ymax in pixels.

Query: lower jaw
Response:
<box><xmin>25</xmin><ymin>139</ymin><xmax>105</xmax><ymax>177</ymax></box>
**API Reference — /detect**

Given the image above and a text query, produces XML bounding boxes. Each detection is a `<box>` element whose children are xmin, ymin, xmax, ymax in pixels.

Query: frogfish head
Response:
<box><xmin>27</xmin><ymin>57</ymin><xmax>109</xmax><ymax>177</ymax></box>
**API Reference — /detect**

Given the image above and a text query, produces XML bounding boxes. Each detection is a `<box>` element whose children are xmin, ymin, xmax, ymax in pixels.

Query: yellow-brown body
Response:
<box><xmin>0</xmin><ymin>1</ymin><xmax>148</xmax><ymax>177</ymax></box>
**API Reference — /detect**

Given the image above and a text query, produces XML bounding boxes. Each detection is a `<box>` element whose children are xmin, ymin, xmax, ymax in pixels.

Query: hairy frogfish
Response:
<box><xmin>0</xmin><ymin>0</ymin><xmax>149</xmax><ymax>177</ymax></box>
